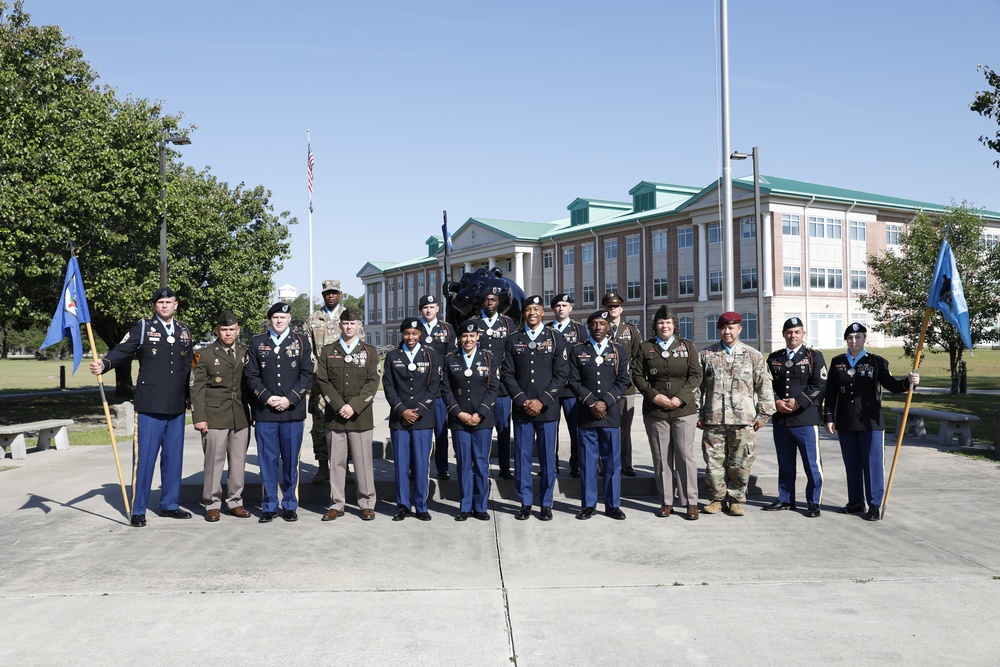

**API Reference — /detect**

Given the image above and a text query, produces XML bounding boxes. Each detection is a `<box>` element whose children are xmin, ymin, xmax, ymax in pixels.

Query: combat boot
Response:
<box><xmin>702</xmin><ymin>500</ymin><xmax>724</xmax><ymax>514</ymax></box>
<box><xmin>727</xmin><ymin>501</ymin><xmax>744</xmax><ymax>516</ymax></box>
<box><xmin>312</xmin><ymin>460</ymin><xmax>330</xmax><ymax>484</ymax></box>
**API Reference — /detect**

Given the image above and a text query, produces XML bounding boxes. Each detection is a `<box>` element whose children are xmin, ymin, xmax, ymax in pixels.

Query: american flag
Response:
<box><xmin>307</xmin><ymin>143</ymin><xmax>315</xmax><ymax>194</ymax></box>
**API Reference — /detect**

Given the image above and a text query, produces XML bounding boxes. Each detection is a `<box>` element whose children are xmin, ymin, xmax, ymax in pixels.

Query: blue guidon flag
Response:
<box><xmin>39</xmin><ymin>257</ymin><xmax>92</xmax><ymax>373</ymax></box>
<box><xmin>926</xmin><ymin>239</ymin><xmax>973</xmax><ymax>351</ymax></box>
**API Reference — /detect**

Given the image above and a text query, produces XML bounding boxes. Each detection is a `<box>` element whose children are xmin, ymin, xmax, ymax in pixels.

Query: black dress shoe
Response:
<box><xmin>415</xmin><ymin>511</ymin><xmax>432</xmax><ymax>521</ymax></box>
<box><xmin>621</xmin><ymin>467</ymin><xmax>637</xmax><ymax>477</ymax></box>
<box><xmin>392</xmin><ymin>507</ymin><xmax>411</xmax><ymax>522</ymax></box>
<box><xmin>605</xmin><ymin>507</ymin><xmax>627</xmax><ymax>520</ymax></box>
<box><xmin>258</xmin><ymin>512</ymin><xmax>276</xmax><ymax>523</ymax></box>
<box><xmin>282</xmin><ymin>510</ymin><xmax>298</xmax><ymax>522</ymax></box>
<box><xmin>539</xmin><ymin>506</ymin><xmax>553</xmax><ymax>521</ymax></box>
<box><xmin>569</xmin><ymin>467</ymin><xmax>580</xmax><ymax>478</ymax></box>
<box><xmin>761</xmin><ymin>500</ymin><xmax>795</xmax><ymax>511</ymax></box>
<box><xmin>473</xmin><ymin>511</ymin><xmax>491</xmax><ymax>521</ymax></box>
<box><xmin>837</xmin><ymin>503</ymin><xmax>867</xmax><ymax>514</ymax></box>
<box><xmin>499</xmin><ymin>470</ymin><xmax>514</xmax><ymax>480</ymax></box>
<box><xmin>515</xmin><ymin>505</ymin><xmax>532</xmax><ymax>520</ymax></box>
<box><xmin>805</xmin><ymin>503</ymin><xmax>821</xmax><ymax>518</ymax></box>
<box><xmin>437</xmin><ymin>470</ymin><xmax>451</xmax><ymax>480</ymax></box>
<box><xmin>455</xmin><ymin>512</ymin><xmax>469</xmax><ymax>522</ymax></box>
<box><xmin>130</xmin><ymin>514</ymin><xmax>146</xmax><ymax>527</ymax></box>
<box><xmin>576</xmin><ymin>507</ymin><xmax>596</xmax><ymax>520</ymax></box>
<box><xmin>158</xmin><ymin>508</ymin><xmax>192</xmax><ymax>519</ymax></box>
<box><xmin>864</xmin><ymin>505</ymin><xmax>881</xmax><ymax>521</ymax></box>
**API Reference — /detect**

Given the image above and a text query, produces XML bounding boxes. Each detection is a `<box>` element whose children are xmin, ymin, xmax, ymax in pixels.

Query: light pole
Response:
<box><xmin>158</xmin><ymin>132</ymin><xmax>191</xmax><ymax>288</ymax></box>
<box><xmin>731</xmin><ymin>147</ymin><xmax>765</xmax><ymax>348</ymax></box>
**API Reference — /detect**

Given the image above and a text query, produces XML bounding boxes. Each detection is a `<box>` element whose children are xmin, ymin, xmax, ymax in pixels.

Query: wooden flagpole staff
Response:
<box><xmin>84</xmin><ymin>324</ymin><xmax>131</xmax><ymax>516</ymax></box>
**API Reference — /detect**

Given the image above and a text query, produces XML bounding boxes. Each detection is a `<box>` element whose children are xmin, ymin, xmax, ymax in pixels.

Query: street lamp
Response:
<box><xmin>730</xmin><ymin>147</ymin><xmax>766</xmax><ymax>348</ymax></box>
<box><xmin>158</xmin><ymin>132</ymin><xmax>191</xmax><ymax>288</ymax></box>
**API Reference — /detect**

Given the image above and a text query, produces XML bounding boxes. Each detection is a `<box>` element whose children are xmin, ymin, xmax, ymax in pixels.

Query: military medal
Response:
<box><xmin>423</xmin><ymin>335</ymin><xmax>432</xmax><ymax>344</ymax></box>
<box><xmin>847</xmin><ymin>369</ymin><xmax>856</xmax><ymax>377</ymax></box>
<box><xmin>528</xmin><ymin>341</ymin><xmax>537</xmax><ymax>350</ymax></box>
<box><xmin>661</xmin><ymin>350</ymin><xmax>670</xmax><ymax>358</ymax></box>
<box><xmin>486</xmin><ymin>328</ymin><xmax>495</xmax><ymax>337</ymax></box>
<box><xmin>595</xmin><ymin>356</ymin><xmax>604</xmax><ymax>365</ymax></box>
<box><xmin>273</xmin><ymin>347</ymin><xmax>280</xmax><ymax>355</ymax></box>
<box><xmin>725</xmin><ymin>356</ymin><xmax>734</xmax><ymax>363</ymax></box>
<box><xmin>407</xmin><ymin>362</ymin><xmax>417</xmax><ymax>371</ymax></box>
<box><xmin>167</xmin><ymin>336</ymin><xmax>175</xmax><ymax>344</ymax></box>
<box><xmin>785</xmin><ymin>360</ymin><xmax>794</xmax><ymax>368</ymax></box>
<box><xmin>464</xmin><ymin>369</ymin><xmax>473</xmax><ymax>377</ymax></box>
<box><xmin>344</xmin><ymin>354</ymin><xmax>354</xmax><ymax>363</ymax></box>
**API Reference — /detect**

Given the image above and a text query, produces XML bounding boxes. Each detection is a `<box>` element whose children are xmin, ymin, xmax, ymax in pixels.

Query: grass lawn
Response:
<box><xmin>0</xmin><ymin>358</ymin><xmax>102</xmax><ymax>393</ymax></box>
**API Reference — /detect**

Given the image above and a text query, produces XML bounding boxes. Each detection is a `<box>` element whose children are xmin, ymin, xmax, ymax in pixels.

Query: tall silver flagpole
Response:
<box><xmin>308</xmin><ymin>129</ymin><xmax>314</xmax><ymax>313</ymax></box>
<box><xmin>720</xmin><ymin>0</ymin><xmax>735</xmax><ymax>313</ymax></box>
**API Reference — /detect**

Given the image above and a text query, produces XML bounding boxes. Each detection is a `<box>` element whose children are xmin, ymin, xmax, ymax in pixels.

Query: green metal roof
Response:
<box><xmin>463</xmin><ymin>217</ymin><xmax>569</xmax><ymax>240</ymax></box>
<box><xmin>566</xmin><ymin>198</ymin><xmax>631</xmax><ymax>211</ymax></box>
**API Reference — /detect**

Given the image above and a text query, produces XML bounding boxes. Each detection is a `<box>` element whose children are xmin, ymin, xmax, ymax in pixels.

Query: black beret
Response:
<box><xmin>587</xmin><ymin>310</ymin><xmax>611</xmax><ymax>324</ymax></box>
<box><xmin>551</xmin><ymin>293</ymin><xmax>573</xmax><ymax>308</ymax></box>
<box><xmin>151</xmin><ymin>287</ymin><xmax>176</xmax><ymax>302</ymax></box>
<box><xmin>400</xmin><ymin>318</ymin><xmax>421</xmax><ymax>332</ymax></box>
<box><xmin>522</xmin><ymin>295</ymin><xmax>543</xmax><ymax>310</ymax></box>
<box><xmin>783</xmin><ymin>317</ymin><xmax>803</xmax><ymax>331</ymax></box>
<box><xmin>844</xmin><ymin>322</ymin><xmax>867</xmax><ymax>339</ymax></box>
<box><xmin>418</xmin><ymin>294</ymin><xmax>437</xmax><ymax>308</ymax></box>
<box><xmin>458</xmin><ymin>318</ymin><xmax>480</xmax><ymax>334</ymax></box>
<box><xmin>215</xmin><ymin>311</ymin><xmax>238</xmax><ymax>327</ymax></box>
<box><xmin>267</xmin><ymin>302</ymin><xmax>291</xmax><ymax>318</ymax></box>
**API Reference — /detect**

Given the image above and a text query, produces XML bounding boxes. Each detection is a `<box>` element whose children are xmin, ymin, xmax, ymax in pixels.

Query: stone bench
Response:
<box><xmin>0</xmin><ymin>419</ymin><xmax>75</xmax><ymax>460</ymax></box>
<box><xmin>890</xmin><ymin>408</ymin><xmax>980</xmax><ymax>447</ymax></box>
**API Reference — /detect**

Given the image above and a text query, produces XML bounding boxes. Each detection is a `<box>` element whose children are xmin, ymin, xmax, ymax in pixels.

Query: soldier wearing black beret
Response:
<box><xmin>417</xmin><ymin>294</ymin><xmax>457</xmax><ymax>481</ymax></box>
<box><xmin>473</xmin><ymin>292</ymin><xmax>517</xmax><ymax>480</ymax></box>
<box><xmin>547</xmin><ymin>293</ymin><xmax>587</xmax><ymax>477</ymax></box>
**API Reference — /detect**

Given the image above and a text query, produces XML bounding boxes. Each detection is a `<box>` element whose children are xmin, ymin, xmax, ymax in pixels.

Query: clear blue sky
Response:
<box><xmin>23</xmin><ymin>0</ymin><xmax>1000</xmax><ymax>299</ymax></box>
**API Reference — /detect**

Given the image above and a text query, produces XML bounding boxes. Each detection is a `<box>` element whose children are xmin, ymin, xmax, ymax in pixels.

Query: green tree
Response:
<box><xmin>971</xmin><ymin>64</ymin><xmax>1000</xmax><ymax>168</ymax></box>
<box><xmin>340</xmin><ymin>293</ymin><xmax>365</xmax><ymax>317</ymax></box>
<box><xmin>859</xmin><ymin>204</ymin><xmax>1000</xmax><ymax>392</ymax></box>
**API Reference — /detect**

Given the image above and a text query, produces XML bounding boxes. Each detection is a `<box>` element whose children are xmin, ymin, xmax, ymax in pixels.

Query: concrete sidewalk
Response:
<box><xmin>2</xmin><ymin>395</ymin><xmax>999</xmax><ymax>665</ymax></box>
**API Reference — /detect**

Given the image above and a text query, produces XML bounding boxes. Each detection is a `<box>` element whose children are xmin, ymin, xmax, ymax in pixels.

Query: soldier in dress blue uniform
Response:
<box><xmin>824</xmin><ymin>323</ymin><xmax>919</xmax><ymax>521</ymax></box>
<box><xmin>473</xmin><ymin>293</ymin><xmax>517</xmax><ymax>480</ymax></box>
<box><xmin>244</xmin><ymin>302</ymin><xmax>314</xmax><ymax>523</ymax></box>
<box><xmin>502</xmin><ymin>295</ymin><xmax>569</xmax><ymax>521</ymax></box>
<box><xmin>441</xmin><ymin>318</ymin><xmax>500</xmax><ymax>521</ymax></box>
<box><xmin>547</xmin><ymin>293</ymin><xmax>587</xmax><ymax>478</ymax></box>
<box><xmin>765</xmin><ymin>317</ymin><xmax>828</xmax><ymax>518</ymax></box>
<box><xmin>417</xmin><ymin>294</ymin><xmax>457</xmax><ymax>480</ymax></box>
<box><xmin>90</xmin><ymin>287</ymin><xmax>193</xmax><ymax>527</ymax></box>
<box><xmin>383</xmin><ymin>318</ymin><xmax>441</xmax><ymax>521</ymax></box>
<box><xmin>568</xmin><ymin>310</ymin><xmax>632</xmax><ymax>520</ymax></box>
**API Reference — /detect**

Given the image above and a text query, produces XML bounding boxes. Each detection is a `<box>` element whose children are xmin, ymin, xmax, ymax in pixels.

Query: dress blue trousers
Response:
<box><xmin>394</xmin><ymin>428</ymin><xmax>433</xmax><ymax>512</ymax></box>
<box><xmin>493</xmin><ymin>395</ymin><xmax>512</xmax><ymax>473</ymax></box>
<box><xmin>255</xmin><ymin>420</ymin><xmax>304</xmax><ymax>512</ymax></box>
<box><xmin>557</xmin><ymin>396</ymin><xmax>580</xmax><ymax>470</ymax></box>
<box><xmin>837</xmin><ymin>430</ymin><xmax>885</xmax><ymax>507</ymax></box>
<box><xmin>579</xmin><ymin>427</ymin><xmax>621</xmax><ymax>509</ymax></box>
<box><xmin>432</xmin><ymin>398</ymin><xmax>450</xmax><ymax>474</ymax></box>
<box><xmin>133</xmin><ymin>412</ymin><xmax>186</xmax><ymax>515</ymax></box>
<box><xmin>773</xmin><ymin>424</ymin><xmax>823</xmax><ymax>505</ymax></box>
<box><xmin>512</xmin><ymin>420</ymin><xmax>557</xmax><ymax>507</ymax></box>
<box><xmin>453</xmin><ymin>428</ymin><xmax>492</xmax><ymax>513</ymax></box>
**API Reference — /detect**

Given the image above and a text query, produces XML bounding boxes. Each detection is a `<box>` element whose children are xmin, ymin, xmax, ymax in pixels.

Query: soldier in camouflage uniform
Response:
<box><xmin>305</xmin><ymin>279</ymin><xmax>364</xmax><ymax>483</ymax></box>
<box><xmin>698</xmin><ymin>311</ymin><xmax>775</xmax><ymax>516</ymax></box>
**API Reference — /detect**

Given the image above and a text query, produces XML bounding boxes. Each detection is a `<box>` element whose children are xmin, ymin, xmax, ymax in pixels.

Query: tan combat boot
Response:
<box><xmin>727</xmin><ymin>501</ymin><xmax>744</xmax><ymax>516</ymax></box>
<box><xmin>702</xmin><ymin>500</ymin><xmax>724</xmax><ymax>514</ymax></box>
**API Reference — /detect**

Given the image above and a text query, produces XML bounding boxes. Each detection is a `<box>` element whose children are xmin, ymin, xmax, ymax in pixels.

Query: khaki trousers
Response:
<box><xmin>202</xmin><ymin>427</ymin><xmax>250</xmax><ymax>510</ymax></box>
<box><xmin>327</xmin><ymin>430</ymin><xmax>377</xmax><ymax>511</ymax></box>
<box><xmin>644</xmin><ymin>414</ymin><xmax>699</xmax><ymax>506</ymax></box>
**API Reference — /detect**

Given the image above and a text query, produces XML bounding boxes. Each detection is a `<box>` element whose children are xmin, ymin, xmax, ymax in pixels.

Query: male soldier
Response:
<box><xmin>416</xmin><ymin>294</ymin><xmax>456</xmax><ymax>480</ymax></box>
<box><xmin>568</xmin><ymin>310</ymin><xmax>631</xmax><ymax>521</ymax></box>
<box><xmin>314</xmin><ymin>308</ymin><xmax>381</xmax><ymax>521</ymax></box>
<box><xmin>306</xmin><ymin>279</ymin><xmax>347</xmax><ymax>484</ymax></box>
<box><xmin>245</xmin><ymin>302</ymin><xmax>314</xmax><ymax>523</ymax></box>
<box><xmin>603</xmin><ymin>291</ymin><xmax>642</xmax><ymax>476</ymax></box>
<box><xmin>698</xmin><ymin>311</ymin><xmax>775</xmax><ymax>516</ymax></box>
<box><xmin>90</xmin><ymin>287</ymin><xmax>193</xmax><ymax>527</ymax></box>
<box><xmin>473</xmin><ymin>292</ymin><xmax>517</xmax><ymax>479</ymax></box>
<box><xmin>190</xmin><ymin>311</ymin><xmax>252</xmax><ymax>522</ymax></box>
<box><xmin>547</xmin><ymin>293</ymin><xmax>587</xmax><ymax>477</ymax></box>
<box><xmin>765</xmin><ymin>317</ymin><xmax>827</xmax><ymax>518</ymax></box>
<box><xmin>502</xmin><ymin>295</ymin><xmax>569</xmax><ymax>521</ymax></box>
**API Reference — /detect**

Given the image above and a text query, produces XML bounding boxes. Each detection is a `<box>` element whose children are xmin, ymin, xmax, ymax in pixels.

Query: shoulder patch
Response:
<box><xmin>192</xmin><ymin>352</ymin><xmax>201</xmax><ymax>367</ymax></box>
<box><xmin>820</xmin><ymin>367</ymin><xmax>827</xmax><ymax>380</ymax></box>
<box><xmin>119</xmin><ymin>331</ymin><xmax>131</xmax><ymax>345</ymax></box>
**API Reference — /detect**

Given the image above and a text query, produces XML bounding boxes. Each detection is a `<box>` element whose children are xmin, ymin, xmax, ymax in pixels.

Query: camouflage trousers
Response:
<box><xmin>701</xmin><ymin>424</ymin><xmax>757</xmax><ymax>503</ymax></box>
<box><xmin>308</xmin><ymin>387</ymin><xmax>328</xmax><ymax>462</ymax></box>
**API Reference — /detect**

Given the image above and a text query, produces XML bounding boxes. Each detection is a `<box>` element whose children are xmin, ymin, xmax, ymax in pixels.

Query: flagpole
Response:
<box><xmin>442</xmin><ymin>210</ymin><xmax>450</xmax><ymax>322</ymax></box>
<box><xmin>882</xmin><ymin>307</ymin><xmax>931</xmax><ymax>519</ymax></box>
<box><xmin>84</xmin><ymin>322</ymin><xmax>131</xmax><ymax>517</ymax></box>
<box><xmin>307</xmin><ymin>129</ymin><xmax>314</xmax><ymax>316</ymax></box>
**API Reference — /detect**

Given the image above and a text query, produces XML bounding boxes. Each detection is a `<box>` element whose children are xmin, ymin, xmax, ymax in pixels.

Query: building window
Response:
<box><xmin>505</xmin><ymin>258</ymin><xmax>512</xmax><ymax>273</ymax></box>
<box><xmin>581</xmin><ymin>243</ymin><xmax>594</xmax><ymax>264</ymax></box>
<box><xmin>634</xmin><ymin>191</ymin><xmax>655</xmax><ymax>213</ymax></box>
<box><xmin>741</xmin><ymin>267</ymin><xmax>757</xmax><ymax>290</ymax></box>
<box><xmin>582</xmin><ymin>285</ymin><xmax>595</xmax><ymax>304</ymax></box>
<box><xmin>679</xmin><ymin>316</ymin><xmax>693</xmax><ymax>340</ymax></box>
<box><xmin>783</xmin><ymin>266</ymin><xmax>801</xmax><ymax>289</ymax></box>
<box><xmin>605</xmin><ymin>240</ymin><xmax>618</xmax><ymax>260</ymax></box>
<box><xmin>709</xmin><ymin>270</ymin><xmax>723</xmax><ymax>294</ymax></box>
<box><xmin>651</xmin><ymin>231</ymin><xmax>667</xmax><ymax>253</ymax></box>
<box><xmin>564</xmin><ymin>247</ymin><xmax>575</xmax><ymax>265</ymax></box>
<box><xmin>678</xmin><ymin>227</ymin><xmax>693</xmax><ymax>249</ymax></box>
<box><xmin>740</xmin><ymin>216</ymin><xmax>756</xmax><ymax>239</ymax></box>
<box><xmin>564</xmin><ymin>288</ymin><xmax>575</xmax><ymax>302</ymax></box>
<box><xmin>782</xmin><ymin>213</ymin><xmax>800</xmax><ymax>236</ymax></box>
<box><xmin>627</xmin><ymin>280</ymin><xmax>641</xmax><ymax>300</ymax></box>
<box><xmin>886</xmin><ymin>224</ymin><xmax>903</xmax><ymax>245</ymax></box>
<box><xmin>543</xmin><ymin>289</ymin><xmax>554</xmax><ymax>304</ymax></box>
<box><xmin>741</xmin><ymin>312</ymin><xmax>758</xmax><ymax>340</ymax></box>
<box><xmin>543</xmin><ymin>251</ymin><xmax>553</xmax><ymax>269</ymax></box>
<box><xmin>429</xmin><ymin>271</ymin><xmax>436</xmax><ymax>292</ymax></box>
<box><xmin>709</xmin><ymin>222</ymin><xmax>721</xmax><ymax>244</ymax></box>
<box><xmin>810</xmin><ymin>267</ymin><xmax>825</xmax><ymax>289</ymax></box>
<box><xmin>626</xmin><ymin>236</ymin><xmax>640</xmax><ymax>257</ymax></box>
<box><xmin>810</xmin><ymin>267</ymin><xmax>843</xmax><ymax>289</ymax></box>
<box><xmin>983</xmin><ymin>232</ymin><xmax>999</xmax><ymax>251</ymax></box>
<box><xmin>626</xmin><ymin>317</ymin><xmax>640</xmax><ymax>329</ymax></box>
<box><xmin>850</xmin><ymin>220</ymin><xmax>866</xmax><ymax>241</ymax></box>
<box><xmin>571</xmin><ymin>208</ymin><xmax>588</xmax><ymax>226</ymax></box>
<box><xmin>679</xmin><ymin>274</ymin><xmax>695</xmax><ymax>296</ymax></box>
<box><xmin>407</xmin><ymin>275</ymin><xmax>414</xmax><ymax>289</ymax></box>
<box><xmin>605</xmin><ymin>282</ymin><xmax>618</xmax><ymax>294</ymax></box>
<box><xmin>809</xmin><ymin>216</ymin><xmax>842</xmax><ymax>239</ymax></box>
<box><xmin>373</xmin><ymin>331</ymin><xmax>381</xmax><ymax>346</ymax></box>
<box><xmin>397</xmin><ymin>305</ymin><xmax>404</xmax><ymax>319</ymax></box>
<box><xmin>417</xmin><ymin>274</ymin><xmax>424</xmax><ymax>289</ymax></box>
<box><xmin>653</xmin><ymin>277</ymin><xmax>668</xmax><ymax>298</ymax></box>
<box><xmin>397</xmin><ymin>277</ymin><xmax>403</xmax><ymax>291</ymax></box>
<box><xmin>706</xmin><ymin>314</ymin><xmax>719</xmax><ymax>340</ymax></box>
<box><xmin>851</xmin><ymin>269</ymin><xmax>867</xmax><ymax>291</ymax></box>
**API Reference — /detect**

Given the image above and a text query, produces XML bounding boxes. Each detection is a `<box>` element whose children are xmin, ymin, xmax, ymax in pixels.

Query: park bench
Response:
<box><xmin>890</xmin><ymin>408</ymin><xmax>980</xmax><ymax>448</ymax></box>
<box><xmin>0</xmin><ymin>419</ymin><xmax>75</xmax><ymax>460</ymax></box>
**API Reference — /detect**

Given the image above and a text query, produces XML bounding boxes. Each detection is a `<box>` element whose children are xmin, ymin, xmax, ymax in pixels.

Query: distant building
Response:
<box><xmin>357</xmin><ymin>175</ymin><xmax>1000</xmax><ymax>351</ymax></box>
<box><xmin>275</xmin><ymin>284</ymin><xmax>297</xmax><ymax>303</ymax></box>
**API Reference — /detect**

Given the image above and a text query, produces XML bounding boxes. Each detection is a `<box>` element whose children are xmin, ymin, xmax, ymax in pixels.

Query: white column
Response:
<box><xmin>761</xmin><ymin>213</ymin><xmax>773</xmax><ymax>297</ymax></box>
<box><xmin>697</xmin><ymin>223</ymin><xmax>708</xmax><ymax>302</ymax></box>
<box><xmin>463</xmin><ymin>261</ymin><xmax>474</xmax><ymax>275</ymax></box>
<box><xmin>514</xmin><ymin>252</ymin><xmax>524</xmax><ymax>290</ymax></box>
<box><xmin>381</xmin><ymin>279</ymin><xmax>387</xmax><ymax>323</ymax></box>
<box><xmin>488</xmin><ymin>256</ymin><xmax>498</xmax><ymax>269</ymax></box>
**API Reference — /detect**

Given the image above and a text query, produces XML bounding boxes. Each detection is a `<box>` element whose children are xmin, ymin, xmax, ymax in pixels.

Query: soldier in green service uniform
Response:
<box><xmin>190</xmin><ymin>312</ymin><xmax>253</xmax><ymax>522</ymax></box>
<box><xmin>698</xmin><ymin>311</ymin><xmax>775</xmax><ymax>517</ymax></box>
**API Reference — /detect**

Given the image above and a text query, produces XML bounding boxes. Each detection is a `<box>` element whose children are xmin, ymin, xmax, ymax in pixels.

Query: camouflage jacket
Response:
<box><xmin>305</xmin><ymin>304</ymin><xmax>365</xmax><ymax>365</ymax></box>
<box><xmin>698</xmin><ymin>341</ymin><xmax>775</xmax><ymax>426</ymax></box>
